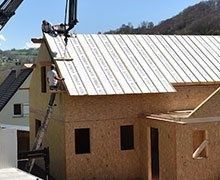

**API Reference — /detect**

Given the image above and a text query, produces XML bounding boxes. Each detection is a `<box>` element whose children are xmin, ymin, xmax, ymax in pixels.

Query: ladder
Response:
<box><xmin>26</xmin><ymin>93</ymin><xmax>56</xmax><ymax>173</ymax></box>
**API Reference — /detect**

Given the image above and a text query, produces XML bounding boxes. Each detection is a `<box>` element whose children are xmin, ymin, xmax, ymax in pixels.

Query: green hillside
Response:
<box><xmin>0</xmin><ymin>48</ymin><xmax>38</xmax><ymax>83</ymax></box>
<box><xmin>106</xmin><ymin>0</ymin><xmax>220</xmax><ymax>35</ymax></box>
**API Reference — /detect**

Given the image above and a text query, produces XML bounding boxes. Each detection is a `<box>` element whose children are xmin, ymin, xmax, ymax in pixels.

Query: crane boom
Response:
<box><xmin>0</xmin><ymin>0</ymin><xmax>23</xmax><ymax>31</ymax></box>
<box><xmin>0</xmin><ymin>0</ymin><xmax>78</xmax><ymax>34</ymax></box>
<box><xmin>67</xmin><ymin>0</ymin><xmax>78</xmax><ymax>31</ymax></box>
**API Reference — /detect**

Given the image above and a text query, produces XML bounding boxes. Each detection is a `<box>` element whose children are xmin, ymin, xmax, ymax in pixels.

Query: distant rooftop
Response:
<box><xmin>0</xmin><ymin>68</ymin><xmax>33</xmax><ymax>112</ymax></box>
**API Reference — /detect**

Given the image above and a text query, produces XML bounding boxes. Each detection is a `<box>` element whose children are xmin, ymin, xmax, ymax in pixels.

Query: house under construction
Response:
<box><xmin>29</xmin><ymin>33</ymin><xmax>220</xmax><ymax>179</ymax></box>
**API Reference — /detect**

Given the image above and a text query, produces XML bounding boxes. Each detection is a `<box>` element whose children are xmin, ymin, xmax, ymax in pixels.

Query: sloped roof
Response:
<box><xmin>44</xmin><ymin>34</ymin><xmax>220</xmax><ymax>96</ymax></box>
<box><xmin>0</xmin><ymin>68</ymin><xmax>33</xmax><ymax>112</ymax></box>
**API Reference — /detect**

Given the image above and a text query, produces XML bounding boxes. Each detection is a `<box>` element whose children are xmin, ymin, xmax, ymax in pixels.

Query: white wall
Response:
<box><xmin>0</xmin><ymin>128</ymin><xmax>17</xmax><ymax>168</ymax></box>
<box><xmin>0</xmin><ymin>73</ymin><xmax>32</xmax><ymax>127</ymax></box>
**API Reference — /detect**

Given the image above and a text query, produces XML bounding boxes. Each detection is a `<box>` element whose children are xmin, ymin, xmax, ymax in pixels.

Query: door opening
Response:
<box><xmin>150</xmin><ymin>127</ymin><xmax>159</xmax><ymax>179</ymax></box>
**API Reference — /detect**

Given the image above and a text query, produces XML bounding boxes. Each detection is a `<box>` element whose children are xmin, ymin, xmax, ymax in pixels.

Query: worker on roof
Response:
<box><xmin>53</xmin><ymin>23</ymin><xmax>66</xmax><ymax>34</ymax></box>
<box><xmin>41</xmin><ymin>20</ymin><xmax>57</xmax><ymax>37</ymax></box>
<box><xmin>47</xmin><ymin>64</ymin><xmax>64</xmax><ymax>91</ymax></box>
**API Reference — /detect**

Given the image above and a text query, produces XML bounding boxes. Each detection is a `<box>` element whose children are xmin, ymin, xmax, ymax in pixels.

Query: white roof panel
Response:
<box><xmin>0</xmin><ymin>168</ymin><xmax>42</xmax><ymax>180</ymax></box>
<box><xmin>44</xmin><ymin>34</ymin><xmax>220</xmax><ymax>96</ymax></box>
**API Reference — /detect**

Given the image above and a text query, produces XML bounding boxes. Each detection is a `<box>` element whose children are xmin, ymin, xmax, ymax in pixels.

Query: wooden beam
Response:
<box><xmin>38</xmin><ymin>61</ymin><xmax>52</xmax><ymax>66</ymax></box>
<box><xmin>192</xmin><ymin>140</ymin><xmax>208</xmax><ymax>159</ymax></box>
<box><xmin>31</xmin><ymin>38</ymin><xmax>44</xmax><ymax>44</ymax></box>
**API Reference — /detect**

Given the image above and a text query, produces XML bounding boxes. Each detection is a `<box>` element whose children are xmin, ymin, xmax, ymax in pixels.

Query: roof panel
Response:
<box><xmin>151</xmin><ymin>35</ymin><xmax>188</xmax><ymax>83</ymax></box>
<box><xmin>98</xmin><ymin>35</ymin><xmax>134</xmax><ymax>94</ymax></box>
<box><xmin>112</xmin><ymin>35</ymin><xmax>150</xmax><ymax>93</ymax></box>
<box><xmin>44</xmin><ymin>34</ymin><xmax>220</xmax><ymax>96</ymax></box>
<box><xmin>84</xmin><ymin>34</ymin><xmax>121</xmax><ymax>94</ymax></box>
<box><xmin>184</xmin><ymin>36</ymin><xmax>218</xmax><ymax>81</ymax></box>
<box><xmin>148</xmin><ymin>35</ymin><xmax>184</xmax><ymax>83</ymax></box>
<box><xmin>67</xmin><ymin>38</ymin><xmax>97</xmax><ymax>95</ymax></box>
<box><xmin>157</xmin><ymin>35</ymin><xmax>195</xmax><ymax>82</ymax></box>
<box><xmin>200</xmin><ymin>36</ymin><xmax>220</xmax><ymax>70</ymax></box>
<box><xmin>169</xmin><ymin>35</ymin><xmax>207</xmax><ymax>82</ymax></box>
<box><xmin>177</xmin><ymin>36</ymin><xmax>215</xmax><ymax>81</ymax></box>
<box><xmin>71</xmin><ymin>35</ymin><xmax>106</xmax><ymax>95</ymax></box>
<box><xmin>135</xmin><ymin>35</ymin><xmax>174</xmax><ymax>92</ymax></box>
<box><xmin>144</xmin><ymin>35</ymin><xmax>180</xmax><ymax>83</ymax></box>
<box><xmin>127</xmin><ymin>35</ymin><xmax>168</xmax><ymax>92</ymax></box>
<box><xmin>162</xmin><ymin>36</ymin><xmax>199</xmax><ymax>82</ymax></box>
<box><xmin>139</xmin><ymin>35</ymin><xmax>176</xmax><ymax>83</ymax></box>
<box><xmin>91</xmin><ymin>34</ymin><xmax>125</xmax><ymax>94</ymax></box>
<box><xmin>122</xmin><ymin>35</ymin><xmax>158</xmax><ymax>92</ymax></box>
<box><xmin>106</xmin><ymin>35</ymin><xmax>142</xmax><ymax>93</ymax></box>
<box><xmin>78</xmin><ymin>34</ymin><xmax>115</xmax><ymax>94</ymax></box>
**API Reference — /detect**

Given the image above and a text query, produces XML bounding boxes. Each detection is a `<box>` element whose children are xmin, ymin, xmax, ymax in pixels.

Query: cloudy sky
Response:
<box><xmin>0</xmin><ymin>0</ymin><xmax>200</xmax><ymax>50</ymax></box>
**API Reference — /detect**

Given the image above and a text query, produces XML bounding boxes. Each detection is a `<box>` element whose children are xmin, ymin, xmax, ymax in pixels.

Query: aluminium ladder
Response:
<box><xmin>26</xmin><ymin>93</ymin><xmax>56</xmax><ymax>173</ymax></box>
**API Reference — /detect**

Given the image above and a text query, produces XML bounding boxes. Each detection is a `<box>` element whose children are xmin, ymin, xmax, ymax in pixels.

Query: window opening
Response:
<box><xmin>120</xmin><ymin>125</ymin><xmax>134</xmax><ymax>150</ymax></box>
<box><xmin>75</xmin><ymin>128</ymin><xmax>90</xmax><ymax>154</ymax></box>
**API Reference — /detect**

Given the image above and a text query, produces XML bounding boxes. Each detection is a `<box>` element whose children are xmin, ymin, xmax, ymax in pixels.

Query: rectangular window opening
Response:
<box><xmin>120</xmin><ymin>125</ymin><xmax>134</xmax><ymax>150</ymax></box>
<box><xmin>193</xmin><ymin>130</ymin><xmax>208</xmax><ymax>159</ymax></box>
<box><xmin>75</xmin><ymin>128</ymin><xmax>90</xmax><ymax>154</ymax></box>
<box><xmin>41</xmin><ymin>66</ymin><xmax>47</xmax><ymax>93</ymax></box>
<box><xmin>14</xmin><ymin>104</ymin><xmax>22</xmax><ymax>116</ymax></box>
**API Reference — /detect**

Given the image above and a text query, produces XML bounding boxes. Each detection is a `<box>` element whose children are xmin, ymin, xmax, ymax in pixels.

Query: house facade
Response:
<box><xmin>0</xmin><ymin>67</ymin><xmax>33</xmax><ymax>152</ymax></box>
<box><xmin>0</xmin><ymin>66</ymin><xmax>33</xmax><ymax>127</ymax></box>
<box><xmin>30</xmin><ymin>34</ymin><xmax>220</xmax><ymax>179</ymax></box>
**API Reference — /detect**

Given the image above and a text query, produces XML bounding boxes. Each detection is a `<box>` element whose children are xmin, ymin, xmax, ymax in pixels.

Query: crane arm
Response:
<box><xmin>0</xmin><ymin>0</ymin><xmax>23</xmax><ymax>31</ymax></box>
<box><xmin>67</xmin><ymin>0</ymin><xmax>78</xmax><ymax>32</ymax></box>
<box><xmin>0</xmin><ymin>0</ymin><xmax>78</xmax><ymax>35</ymax></box>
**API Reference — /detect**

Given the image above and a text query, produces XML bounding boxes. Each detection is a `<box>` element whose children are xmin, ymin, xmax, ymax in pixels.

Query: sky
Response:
<box><xmin>0</xmin><ymin>0</ymin><xmax>201</xmax><ymax>50</ymax></box>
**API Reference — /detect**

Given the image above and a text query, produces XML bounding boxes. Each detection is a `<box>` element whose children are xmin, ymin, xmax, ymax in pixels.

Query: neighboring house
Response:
<box><xmin>30</xmin><ymin>34</ymin><xmax>220</xmax><ymax>179</ymax></box>
<box><xmin>0</xmin><ymin>128</ymin><xmax>17</xmax><ymax>168</ymax></box>
<box><xmin>0</xmin><ymin>128</ymin><xmax>42</xmax><ymax>180</ymax></box>
<box><xmin>0</xmin><ymin>66</ymin><xmax>33</xmax><ymax>152</ymax></box>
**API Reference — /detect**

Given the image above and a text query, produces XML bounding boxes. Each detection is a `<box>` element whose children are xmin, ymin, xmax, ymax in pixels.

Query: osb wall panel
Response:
<box><xmin>29</xmin><ymin>44</ymin><xmax>50</xmax><ymax>147</ymax></box>
<box><xmin>29</xmin><ymin>113</ymin><xmax>66</xmax><ymax>179</ymax></box>
<box><xmin>29</xmin><ymin>43</ymin><xmax>65</xmax><ymax>123</ymax></box>
<box><xmin>29</xmin><ymin>44</ymin><xmax>66</xmax><ymax>179</ymax></box>
<box><xmin>62</xmin><ymin>84</ymin><xmax>217</xmax><ymax>179</ymax></box>
<box><xmin>176</xmin><ymin>122</ymin><xmax>220</xmax><ymax>180</ymax></box>
<box><xmin>45</xmin><ymin>118</ymin><xmax>66</xmax><ymax>180</ymax></box>
<box><xmin>139</xmin><ymin>120</ymin><xmax>149</xmax><ymax>179</ymax></box>
<box><xmin>190</xmin><ymin>87</ymin><xmax>220</xmax><ymax>118</ymax></box>
<box><xmin>65</xmin><ymin>118</ymin><xmax>142</xmax><ymax>179</ymax></box>
<box><xmin>30</xmin><ymin>44</ymin><xmax>220</xmax><ymax>179</ymax></box>
<box><xmin>64</xmin><ymin>84</ymin><xmax>219</xmax><ymax>123</ymax></box>
<box><xmin>29</xmin><ymin>43</ymin><xmax>65</xmax><ymax>144</ymax></box>
<box><xmin>145</xmin><ymin>119</ymin><xmax>178</xmax><ymax>180</ymax></box>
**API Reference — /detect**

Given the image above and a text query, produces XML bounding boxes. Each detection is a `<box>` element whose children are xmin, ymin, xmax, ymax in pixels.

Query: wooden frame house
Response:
<box><xmin>30</xmin><ymin>34</ymin><xmax>220</xmax><ymax>179</ymax></box>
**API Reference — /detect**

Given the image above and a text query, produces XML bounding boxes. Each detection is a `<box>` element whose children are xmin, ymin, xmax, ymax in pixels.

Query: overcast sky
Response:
<box><xmin>0</xmin><ymin>0</ymin><xmax>201</xmax><ymax>50</ymax></box>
